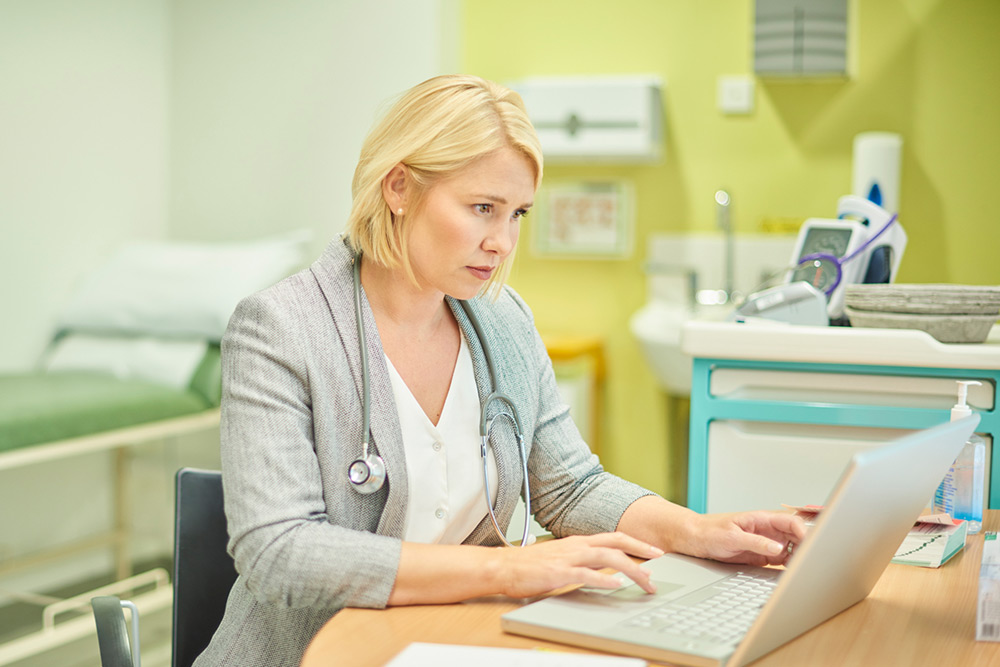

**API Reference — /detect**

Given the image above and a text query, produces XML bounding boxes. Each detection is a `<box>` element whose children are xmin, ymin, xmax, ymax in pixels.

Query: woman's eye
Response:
<box><xmin>474</xmin><ymin>203</ymin><xmax>492</xmax><ymax>214</ymax></box>
<box><xmin>513</xmin><ymin>208</ymin><xmax>529</xmax><ymax>221</ymax></box>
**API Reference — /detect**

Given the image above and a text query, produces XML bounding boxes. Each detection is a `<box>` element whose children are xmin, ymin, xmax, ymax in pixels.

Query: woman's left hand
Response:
<box><xmin>683</xmin><ymin>511</ymin><xmax>807</xmax><ymax>567</ymax></box>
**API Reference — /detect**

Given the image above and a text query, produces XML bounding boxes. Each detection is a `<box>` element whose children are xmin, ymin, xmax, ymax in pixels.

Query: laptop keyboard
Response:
<box><xmin>619</xmin><ymin>570</ymin><xmax>780</xmax><ymax>646</ymax></box>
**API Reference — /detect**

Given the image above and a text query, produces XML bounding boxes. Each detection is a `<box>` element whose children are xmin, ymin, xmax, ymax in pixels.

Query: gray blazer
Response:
<box><xmin>193</xmin><ymin>237</ymin><xmax>653</xmax><ymax>667</ymax></box>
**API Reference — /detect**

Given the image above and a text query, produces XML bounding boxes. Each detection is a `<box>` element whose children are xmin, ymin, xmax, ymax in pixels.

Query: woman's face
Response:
<box><xmin>404</xmin><ymin>147</ymin><xmax>535</xmax><ymax>300</ymax></box>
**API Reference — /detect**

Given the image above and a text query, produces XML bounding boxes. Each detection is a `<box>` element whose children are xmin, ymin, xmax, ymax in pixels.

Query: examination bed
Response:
<box><xmin>0</xmin><ymin>348</ymin><xmax>219</xmax><ymax>458</ymax></box>
<box><xmin>0</xmin><ymin>233</ymin><xmax>307</xmax><ymax>664</ymax></box>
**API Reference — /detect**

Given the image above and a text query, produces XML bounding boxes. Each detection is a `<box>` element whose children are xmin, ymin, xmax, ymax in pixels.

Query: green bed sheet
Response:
<box><xmin>0</xmin><ymin>371</ymin><xmax>216</xmax><ymax>454</ymax></box>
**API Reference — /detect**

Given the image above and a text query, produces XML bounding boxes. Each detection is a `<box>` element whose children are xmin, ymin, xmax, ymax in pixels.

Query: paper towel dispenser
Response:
<box><xmin>513</xmin><ymin>76</ymin><xmax>663</xmax><ymax>163</ymax></box>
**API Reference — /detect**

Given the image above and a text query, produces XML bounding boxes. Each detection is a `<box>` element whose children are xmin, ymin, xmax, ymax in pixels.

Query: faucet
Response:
<box><xmin>646</xmin><ymin>190</ymin><xmax>739</xmax><ymax>310</ymax></box>
<box><xmin>715</xmin><ymin>189</ymin><xmax>735</xmax><ymax>303</ymax></box>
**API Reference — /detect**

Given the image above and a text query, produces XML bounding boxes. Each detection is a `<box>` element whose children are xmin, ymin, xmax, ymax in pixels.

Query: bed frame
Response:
<box><xmin>0</xmin><ymin>408</ymin><xmax>220</xmax><ymax>665</ymax></box>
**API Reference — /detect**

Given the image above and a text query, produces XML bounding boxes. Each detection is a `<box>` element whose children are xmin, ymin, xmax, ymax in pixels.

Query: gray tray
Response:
<box><xmin>844</xmin><ymin>284</ymin><xmax>1000</xmax><ymax>315</ymax></box>
<box><xmin>844</xmin><ymin>306</ymin><xmax>998</xmax><ymax>344</ymax></box>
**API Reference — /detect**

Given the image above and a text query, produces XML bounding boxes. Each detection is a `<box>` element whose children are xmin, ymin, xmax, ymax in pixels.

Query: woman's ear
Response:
<box><xmin>381</xmin><ymin>163</ymin><xmax>408</xmax><ymax>213</ymax></box>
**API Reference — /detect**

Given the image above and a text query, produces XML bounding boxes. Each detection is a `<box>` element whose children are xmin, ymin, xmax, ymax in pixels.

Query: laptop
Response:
<box><xmin>502</xmin><ymin>415</ymin><xmax>980</xmax><ymax>666</ymax></box>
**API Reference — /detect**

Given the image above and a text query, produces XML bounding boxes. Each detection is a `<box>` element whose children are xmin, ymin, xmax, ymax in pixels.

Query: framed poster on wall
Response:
<box><xmin>532</xmin><ymin>181</ymin><xmax>634</xmax><ymax>258</ymax></box>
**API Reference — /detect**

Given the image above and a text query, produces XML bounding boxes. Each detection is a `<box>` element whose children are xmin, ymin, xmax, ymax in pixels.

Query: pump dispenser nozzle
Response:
<box><xmin>940</xmin><ymin>380</ymin><xmax>987</xmax><ymax>533</ymax></box>
<box><xmin>953</xmin><ymin>380</ymin><xmax>982</xmax><ymax>421</ymax></box>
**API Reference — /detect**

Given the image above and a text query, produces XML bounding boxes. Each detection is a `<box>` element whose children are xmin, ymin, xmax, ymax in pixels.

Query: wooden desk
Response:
<box><xmin>302</xmin><ymin>513</ymin><xmax>1000</xmax><ymax>666</ymax></box>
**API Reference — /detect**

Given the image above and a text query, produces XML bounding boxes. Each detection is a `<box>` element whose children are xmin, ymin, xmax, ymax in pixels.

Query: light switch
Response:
<box><xmin>718</xmin><ymin>75</ymin><xmax>755</xmax><ymax>115</ymax></box>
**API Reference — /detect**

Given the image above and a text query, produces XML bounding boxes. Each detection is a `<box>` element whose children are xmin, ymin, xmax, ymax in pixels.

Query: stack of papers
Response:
<box><xmin>787</xmin><ymin>505</ymin><xmax>968</xmax><ymax>568</ymax></box>
<box><xmin>891</xmin><ymin>514</ymin><xmax>968</xmax><ymax>567</ymax></box>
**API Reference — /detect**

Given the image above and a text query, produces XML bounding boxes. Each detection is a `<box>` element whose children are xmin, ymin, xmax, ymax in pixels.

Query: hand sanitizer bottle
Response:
<box><xmin>934</xmin><ymin>380</ymin><xmax>986</xmax><ymax>534</ymax></box>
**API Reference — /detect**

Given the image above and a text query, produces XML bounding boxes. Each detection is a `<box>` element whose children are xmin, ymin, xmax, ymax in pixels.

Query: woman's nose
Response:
<box><xmin>483</xmin><ymin>221</ymin><xmax>517</xmax><ymax>256</ymax></box>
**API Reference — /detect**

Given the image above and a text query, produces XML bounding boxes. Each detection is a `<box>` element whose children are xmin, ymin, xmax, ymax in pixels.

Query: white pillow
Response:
<box><xmin>42</xmin><ymin>333</ymin><xmax>209</xmax><ymax>390</ymax></box>
<box><xmin>57</xmin><ymin>231</ymin><xmax>310</xmax><ymax>340</ymax></box>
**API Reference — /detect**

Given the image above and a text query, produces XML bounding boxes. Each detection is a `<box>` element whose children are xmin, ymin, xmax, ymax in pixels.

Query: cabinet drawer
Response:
<box><xmin>706</xmin><ymin>421</ymin><xmax>906</xmax><ymax>513</ymax></box>
<box><xmin>709</xmin><ymin>369</ymin><xmax>995</xmax><ymax>411</ymax></box>
<box><xmin>705</xmin><ymin>421</ymin><xmax>993</xmax><ymax>516</ymax></box>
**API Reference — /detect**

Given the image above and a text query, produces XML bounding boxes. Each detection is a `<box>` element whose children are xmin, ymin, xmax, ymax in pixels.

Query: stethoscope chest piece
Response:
<box><xmin>348</xmin><ymin>453</ymin><xmax>386</xmax><ymax>494</ymax></box>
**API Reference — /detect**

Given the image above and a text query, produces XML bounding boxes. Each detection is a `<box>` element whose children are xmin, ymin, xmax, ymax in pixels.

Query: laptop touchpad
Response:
<box><xmin>609</xmin><ymin>581</ymin><xmax>684</xmax><ymax>601</ymax></box>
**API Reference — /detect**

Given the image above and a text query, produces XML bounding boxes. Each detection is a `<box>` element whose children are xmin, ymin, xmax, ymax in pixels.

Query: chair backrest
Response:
<box><xmin>172</xmin><ymin>468</ymin><xmax>238</xmax><ymax>667</ymax></box>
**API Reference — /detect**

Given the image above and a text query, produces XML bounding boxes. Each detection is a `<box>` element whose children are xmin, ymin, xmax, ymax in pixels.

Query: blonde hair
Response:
<box><xmin>344</xmin><ymin>74</ymin><xmax>543</xmax><ymax>299</ymax></box>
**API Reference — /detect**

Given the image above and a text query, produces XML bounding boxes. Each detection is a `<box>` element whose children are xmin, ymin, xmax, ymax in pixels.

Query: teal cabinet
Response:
<box><xmin>682</xmin><ymin>322</ymin><xmax>1000</xmax><ymax>514</ymax></box>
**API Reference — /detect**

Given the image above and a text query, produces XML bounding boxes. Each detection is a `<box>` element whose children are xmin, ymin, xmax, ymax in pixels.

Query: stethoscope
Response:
<box><xmin>346</xmin><ymin>255</ymin><xmax>533</xmax><ymax>548</ymax></box>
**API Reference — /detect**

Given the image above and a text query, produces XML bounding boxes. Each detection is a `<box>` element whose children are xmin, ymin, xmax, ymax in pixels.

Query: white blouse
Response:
<box><xmin>385</xmin><ymin>333</ymin><xmax>499</xmax><ymax>544</ymax></box>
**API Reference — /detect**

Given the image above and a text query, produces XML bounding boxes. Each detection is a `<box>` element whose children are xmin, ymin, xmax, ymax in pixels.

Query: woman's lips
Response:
<box><xmin>467</xmin><ymin>265</ymin><xmax>495</xmax><ymax>281</ymax></box>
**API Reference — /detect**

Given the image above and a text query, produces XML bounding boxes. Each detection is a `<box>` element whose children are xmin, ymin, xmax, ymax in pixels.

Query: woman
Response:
<box><xmin>195</xmin><ymin>75</ymin><xmax>804</xmax><ymax>667</ymax></box>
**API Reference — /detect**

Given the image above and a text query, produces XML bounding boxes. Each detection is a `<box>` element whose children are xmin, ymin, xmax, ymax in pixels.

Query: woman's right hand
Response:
<box><xmin>493</xmin><ymin>532</ymin><xmax>665</xmax><ymax>599</ymax></box>
<box><xmin>389</xmin><ymin>532</ymin><xmax>663</xmax><ymax>606</ymax></box>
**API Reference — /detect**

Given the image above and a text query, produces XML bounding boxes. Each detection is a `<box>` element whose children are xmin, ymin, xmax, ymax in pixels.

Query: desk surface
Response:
<box><xmin>302</xmin><ymin>513</ymin><xmax>1000</xmax><ymax>666</ymax></box>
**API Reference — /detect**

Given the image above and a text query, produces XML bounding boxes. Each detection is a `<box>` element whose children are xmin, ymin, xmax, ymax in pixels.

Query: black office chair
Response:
<box><xmin>92</xmin><ymin>468</ymin><xmax>238</xmax><ymax>667</ymax></box>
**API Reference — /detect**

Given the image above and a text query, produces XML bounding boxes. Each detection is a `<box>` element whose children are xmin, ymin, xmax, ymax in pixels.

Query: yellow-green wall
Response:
<box><xmin>462</xmin><ymin>0</ymin><xmax>1000</xmax><ymax>500</ymax></box>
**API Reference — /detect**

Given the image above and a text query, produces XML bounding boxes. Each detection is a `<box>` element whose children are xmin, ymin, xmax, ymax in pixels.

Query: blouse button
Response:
<box><xmin>434</xmin><ymin>508</ymin><xmax>446</xmax><ymax>520</ymax></box>
<box><xmin>432</xmin><ymin>441</ymin><xmax>443</xmax><ymax>452</ymax></box>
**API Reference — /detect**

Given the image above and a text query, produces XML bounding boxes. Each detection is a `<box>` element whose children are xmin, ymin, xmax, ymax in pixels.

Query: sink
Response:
<box><xmin>631</xmin><ymin>232</ymin><xmax>797</xmax><ymax>395</ymax></box>
<box><xmin>630</xmin><ymin>301</ymin><xmax>694</xmax><ymax>394</ymax></box>
<box><xmin>631</xmin><ymin>301</ymin><xmax>734</xmax><ymax>395</ymax></box>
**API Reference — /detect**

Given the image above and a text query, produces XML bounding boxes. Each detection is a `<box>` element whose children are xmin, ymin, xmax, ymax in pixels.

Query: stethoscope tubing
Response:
<box><xmin>350</xmin><ymin>253</ymin><xmax>531</xmax><ymax>547</ymax></box>
<box><xmin>458</xmin><ymin>296</ymin><xmax>532</xmax><ymax>547</ymax></box>
<box><xmin>353</xmin><ymin>256</ymin><xmax>373</xmax><ymax>461</ymax></box>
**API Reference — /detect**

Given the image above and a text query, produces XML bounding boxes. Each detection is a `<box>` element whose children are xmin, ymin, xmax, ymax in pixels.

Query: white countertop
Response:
<box><xmin>680</xmin><ymin>320</ymin><xmax>1000</xmax><ymax>370</ymax></box>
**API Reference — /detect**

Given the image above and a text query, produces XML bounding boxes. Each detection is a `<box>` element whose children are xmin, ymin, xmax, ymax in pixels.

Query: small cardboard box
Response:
<box><xmin>977</xmin><ymin>532</ymin><xmax>1000</xmax><ymax>642</ymax></box>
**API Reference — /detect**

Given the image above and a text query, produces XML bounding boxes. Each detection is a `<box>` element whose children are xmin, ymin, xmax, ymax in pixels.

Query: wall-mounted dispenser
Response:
<box><xmin>512</xmin><ymin>76</ymin><xmax>663</xmax><ymax>163</ymax></box>
<box><xmin>853</xmin><ymin>132</ymin><xmax>902</xmax><ymax>214</ymax></box>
